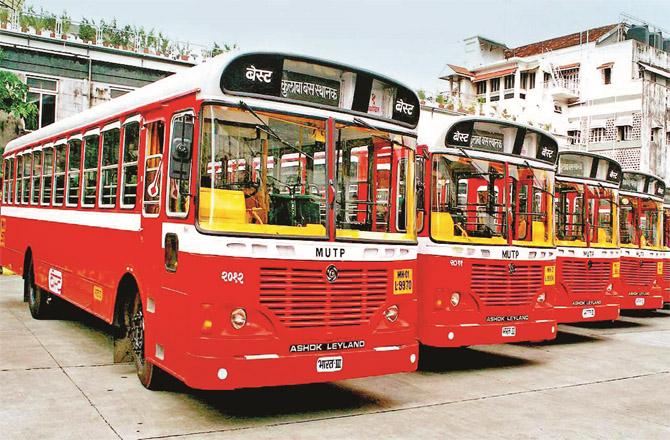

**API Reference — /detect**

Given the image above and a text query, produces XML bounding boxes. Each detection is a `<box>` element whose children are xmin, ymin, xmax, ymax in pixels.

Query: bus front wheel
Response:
<box><xmin>27</xmin><ymin>262</ymin><xmax>55</xmax><ymax>319</ymax></box>
<box><xmin>126</xmin><ymin>292</ymin><xmax>166</xmax><ymax>390</ymax></box>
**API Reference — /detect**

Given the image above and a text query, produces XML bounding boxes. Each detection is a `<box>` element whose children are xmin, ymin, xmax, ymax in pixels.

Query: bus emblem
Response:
<box><xmin>508</xmin><ymin>263</ymin><xmax>516</xmax><ymax>274</ymax></box>
<box><xmin>325</xmin><ymin>265</ymin><xmax>338</xmax><ymax>283</ymax></box>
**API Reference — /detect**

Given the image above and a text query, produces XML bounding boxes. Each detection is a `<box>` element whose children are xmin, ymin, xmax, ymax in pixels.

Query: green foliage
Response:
<box><xmin>0</xmin><ymin>9</ymin><xmax>9</xmax><ymax>24</ymax></box>
<box><xmin>417</xmin><ymin>89</ymin><xmax>426</xmax><ymax>100</ymax></box>
<box><xmin>60</xmin><ymin>11</ymin><xmax>71</xmax><ymax>35</ymax></box>
<box><xmin>79</xmin><ymin>18</ymin><xmax>96</xmax><ymax>42</ymax></box>
<box><xmin>435</xmin><ymin>94</ymin><xmax>446</xmax><ymax>105</ymax></box>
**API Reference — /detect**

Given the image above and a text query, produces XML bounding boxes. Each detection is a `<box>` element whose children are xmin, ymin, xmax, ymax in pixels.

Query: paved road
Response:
<box><xmin>1</xmin><ymin>275</ymin><xmax>669</xmax><ymax>439</ymax></box>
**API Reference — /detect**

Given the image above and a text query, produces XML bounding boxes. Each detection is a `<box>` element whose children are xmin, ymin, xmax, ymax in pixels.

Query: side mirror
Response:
<box><xmin>169</xmin><ymin>114</ymin><xmax>194</xmax><ymax>180</ymax></box>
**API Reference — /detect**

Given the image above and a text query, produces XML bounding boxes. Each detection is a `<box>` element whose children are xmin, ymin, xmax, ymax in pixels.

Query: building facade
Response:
<box><xmin>441</xmin><ymin>22</ymin><xmax>670</xmax><ymax>180</ymax></box>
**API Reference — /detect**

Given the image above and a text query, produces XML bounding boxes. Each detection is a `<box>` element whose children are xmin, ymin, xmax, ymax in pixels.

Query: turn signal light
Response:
<box><xmin>537</xmin><ymin>292</ymin><xmax>546</xmax><ymax>303</ymax></box>
<box><xmin>450</xmin><ymin>292</ymin><xmax>461</xmax><ymax>307</ymax></box>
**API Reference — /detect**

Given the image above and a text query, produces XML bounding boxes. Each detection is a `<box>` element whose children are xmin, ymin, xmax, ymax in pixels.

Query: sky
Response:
<box><xmin>27</xmin><ymin>0</ymin><xmax>670</xmax><ymax>93</ymax></box>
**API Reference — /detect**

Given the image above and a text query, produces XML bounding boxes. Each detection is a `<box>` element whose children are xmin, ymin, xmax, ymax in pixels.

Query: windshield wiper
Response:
<box><xmin>522</xmin><ymin>160</ymin><xmax>554</xmax><ymax>197</ymax></box>
<box><xmin>239</xmin><ymin>101</ymin><xmax>315</xmax><ymax>161</ymax></box>
<box><xmin>352</xmin><ymin>117</ymin><xmax>405</xmax><ymax>147</ymax></box>
<box><xmin>596</xmin><ymin>182</ymin><xmax>619</xmax><ymax>208</ymax></box>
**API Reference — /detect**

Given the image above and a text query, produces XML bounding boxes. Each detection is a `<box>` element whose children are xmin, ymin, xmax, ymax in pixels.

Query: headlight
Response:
<box><xmin>537</xmin><ymin>292</ymin><xmax>546</xmax><ymax>303</ymax></box>
<box><xmin>450</xmin><ymin>292</ymin><xmax>461</xmax><ymax>307</ymax></box>
<box><xmin>384</xmin><ymin>305</ymin><xmax>399</xmax><ymax>323</ymax></box>
<box><xmin>230</xmin><ymin>308</ymin><xmax>247</xmax><ymax>329</ymax></box>
<box><xmin>606</xmin><ymin>283</ymin><xmax>613</xmax><ymax>293</ymax></box>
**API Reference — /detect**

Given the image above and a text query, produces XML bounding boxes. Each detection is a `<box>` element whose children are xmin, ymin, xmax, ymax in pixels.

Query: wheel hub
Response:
<box><xmin>130</xmin><ymin>308</ymin><xmax>144</xmax><ymax>360</ymax></box>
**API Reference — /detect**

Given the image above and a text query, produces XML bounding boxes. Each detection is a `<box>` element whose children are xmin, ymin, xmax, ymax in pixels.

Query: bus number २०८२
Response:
<box><xmin>221</xmin><ymin>271</ymin><xmax>245</xmax><ymax>284</ymax></box>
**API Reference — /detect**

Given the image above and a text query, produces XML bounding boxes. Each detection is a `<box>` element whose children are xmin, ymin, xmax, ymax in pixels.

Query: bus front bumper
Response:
<box><xmin>419</xmin><ymin>319</ymin><xmax>557</xmax><ymax>348</ymax></box>
<box><xmin>618</xmin><ymin>294</ymin><xmax>664</xmax><ymax>310</ymax></box>
<box><xmin>553</xmin><ymin>303</ymin><xmax>620</xmax><ymax>324</ymax></box>
<box><xmin>179</xmin><ymin>342</ymin><xmax>419</xmax><ymax>390</ymax></box>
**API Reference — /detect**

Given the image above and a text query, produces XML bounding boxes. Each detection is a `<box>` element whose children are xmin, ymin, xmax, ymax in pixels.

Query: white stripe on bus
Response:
<box><xmin>1</xmin><ymin>206</ymin><xmax>141</xmax><ymax>231</ymax></box>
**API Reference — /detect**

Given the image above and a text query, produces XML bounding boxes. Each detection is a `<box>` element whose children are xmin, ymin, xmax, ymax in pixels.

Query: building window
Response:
<box><xmin>666</xmin><ymin>131</ymin><xmax>670</xmax><ymax>145</ymax></box>
<box><xmin>503</xmin><ymin>75</ymin><xmax>515</xmax><ymax>90</ymax></box>
<box><xmin>528</xmin><ymin>72</ymin><xmax>536</xmax><ymax>89</ymax></box>
<box><xmin>110</xmin><ymin>87</ymin><xmax>132</xmax><ymax>99</ymax></box>
<box><xmin>651</xmin><ymin>128</ymin><xmax>660</xmax><ymax>143</ymax></box>
<box><xmin>25</xmin><ymin>76</ymin><xmax>58</xmax><ymax>131</ymax></box>
<box><xmin>554</xmin><ymin>103</ymin><xmax>563</xmax><ymax>114</ymax></box>
<box><xmin>617</xmin><ymin>125</ymin><xmax>633</xmax><ymax>141</ymax></box>
<box><xmin>490</xmin><ymin>78</ymin><xmax>500</xmax><ymax>101</ymax></box>
<box><xmin>476</xmin><ymin>81</ymin><xmax>487</xmax><ymax>96</ymax></box>
<box><xmin>567</xmin><ymin>130</ymin><xmax>581</xmax><ymax>145</ymax></box>
<box><xmin>603</xmin><ymin>67</ymin><xmax>612</xmax><ymax>85</ymax></box>
<box><xmin>543</xmin><ymin>72</ymin><xmax>552</xmax><ymax>88</ymax></box>
<box><xmin>590</xmin><ymin>128</ymin><xmax>606</xmax><ymax>143</ymax></box>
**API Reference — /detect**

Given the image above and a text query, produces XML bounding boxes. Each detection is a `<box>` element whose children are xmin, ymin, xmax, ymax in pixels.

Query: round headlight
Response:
<box><xmin>384</xmin><ymin>305</ymin><xmax>399</xmax><ymax>323</ymax></box>
<box><xmin>537</xmin><ymin>292</ymin><xmax>546</xmax><ymax>303</ymax></box>
<box><xmin>231</xmin><ymin>308</ymin><xmax>247</xmax><ymax>329</ymax></box>
<box><xmin>606</xmin><ymin>283</ymin><xmax>613</xmax><ymax>293</ymax></box>
<box><xmin>450</xmin><ymin>292</ymin><xmax>461</xmax><ymax>307</ymax></box>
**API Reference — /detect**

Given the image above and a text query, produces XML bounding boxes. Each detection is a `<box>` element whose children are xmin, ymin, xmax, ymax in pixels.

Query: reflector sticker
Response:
<box><xmin>657</xmin><ymin>262</ymin><xmax>663</xmax><ymax>275</ymax></box>
<box><xmin>93</xmin><ymin>286</ymin><xmax>103</xmax><ymax>302</ymax></box>
<box><xmin>48</xmin><ymin>268</ymin><xmax>63</xmax><ymax>295</ymax></box>
<box><xmin>0</xmin><ymin>218</ymin><xmax>6</xmax><ymax>247</ymax></box>
<box><xmin>612</xmin><ymin>261</ymin><xmax>620</xmax><ymax>278</ymax></box>
<box><xmin>393</xmin><ymin>269</ymin><xmax>413</xmax><ymax>294</ymax></box>
<box><xmin>544</xmin><ymin>265</ymin><xmax>556</xmax><ymax>286</ymax></box>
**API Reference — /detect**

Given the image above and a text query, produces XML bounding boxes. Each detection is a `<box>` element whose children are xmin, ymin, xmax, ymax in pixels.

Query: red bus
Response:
<box><xmin>617</xmin><ymin>171</ymin><xmax>665</xmax><ymax>310</ymax></box>
<box><xmin>660</xmin><ymin>189</ymin><xmax>670</xmax><ymax>307</ymax></box>
<box><xmin>416</xmin><ymin>115</ymin><xmax>558</xmax><ymax>347</ymax></box>
<box><xmin>0</xmin><ymin>52</ymin><xmax>421</xmax><ymax>390</ymax></box>
<box><xmin>552</xmin><ymin>151</ymin><xmax>621</xmax><ymax>323</ymax></box>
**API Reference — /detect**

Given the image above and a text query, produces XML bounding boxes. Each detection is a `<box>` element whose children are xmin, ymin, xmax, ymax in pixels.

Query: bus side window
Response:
<box><xmin>22</xmin><ymin>153</ymin><xmax>32</xmax><ymax>204</ymax></box>
<box><xmin>53</xmin><ymin>144</ymin><xmax>66</xmax><ymax>206</ymax></box>
<box><xmin>167</xmin><ymin>112</ymin><xmax>194</xmax><ymax>217</ymax></box>
<box><xmin>5</xmin><ymin>158</ymin><xmax>14</xmax><ymax>204</ymax></box>
<box><xmin>143</xmin><ymin>121</ymin><xmax>165</xmax><ymax>217</ymax></box>
<box><xmin>66</xmin><ymin>139</ymin><xmax>82</xmax><ymax>207</ymax></box>
<box><xmin>31</xmin><ymin>150</ymin><xmax>42</xmax><ymax>205</ymax></box>
<box><xmin>121</xmin><ymin>121</ymin><xmax>140</xmax><ymax>209</ymax></box>
<box><xmin>100</xmin><ymin>127</ymin><xmax>120</xmax><ymax>208</ymax></box>
<box><xmin>15</xmin><ymin>155</ymin><xmax>23</xmax><ymax>205</ymax></box>
<box><xmin>41</xmin><ymin>147</ymin><xmax>54</xmax><ymax>206</ymax></box>
<box><xmin>82</xmin><ymin>135</ymin><xmax>100</xmax><ymax>208</ymax></box>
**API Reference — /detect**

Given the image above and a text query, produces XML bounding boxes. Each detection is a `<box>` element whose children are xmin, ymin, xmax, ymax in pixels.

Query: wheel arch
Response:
<box><xmin>113</xmin><ymin>272</ymin><xmax>140</xmax><ymax>328</ymax></box>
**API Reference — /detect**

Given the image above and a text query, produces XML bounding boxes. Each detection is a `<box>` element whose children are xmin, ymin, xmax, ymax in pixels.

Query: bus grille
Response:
<box><xmin>259</xmin><ymin>267</ymin><xmax>388</xmax><ymax>328</ymax></box>
<box><xmin>560</xmin><ymin>260</ymin><xmax>611</xmax><ymax>295</ymax></box>
<box><xmin>663</xmin><ymin>261</ymin><xmax>670</xmax><ymax>282</ymax></box>
<box><xmin>620</xmin><ymin>259</ymin><xmax>657</xmax><ymax>285</ymax></box>
<box><xmin>471</xmin><ymin>263</ymin><xmax>544</xmax><ymax>307</ymax></box>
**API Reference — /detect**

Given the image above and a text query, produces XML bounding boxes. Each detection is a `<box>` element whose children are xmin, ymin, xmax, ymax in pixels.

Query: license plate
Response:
<box><xmin>582</xmin><ymin>308</ymin><xmax>596</xmax><ymax>319</ymax></box>
<box><xmin>316</xmin><ymin>356</ymin><xmax>343</xmax><ymax>372</ymax></box>
<box><xmin>502</xmin><ymin>326</ymin><xmax>517</xmax><ymax>337</ymax></box>
<box><xmin>635</xmin><ymin>297</ymin><xmax>645</xmax><ymax>306</ymax></box>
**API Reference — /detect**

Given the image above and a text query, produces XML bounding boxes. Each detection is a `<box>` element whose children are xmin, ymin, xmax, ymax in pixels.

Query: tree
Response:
<box><xmin>0</xmin><ymin>65</ymin><xmax>36</xmax><ymax>120</ymax></box>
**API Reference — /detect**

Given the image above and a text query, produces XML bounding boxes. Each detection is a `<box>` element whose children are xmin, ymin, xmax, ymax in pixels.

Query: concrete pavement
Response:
<box><xmin>1</xmin><ymin>275</ymin><xmax>669</xmax><ymax>439</ymax></box>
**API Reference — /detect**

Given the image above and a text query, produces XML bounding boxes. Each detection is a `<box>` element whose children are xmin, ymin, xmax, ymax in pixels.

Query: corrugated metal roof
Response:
<box><xmin>504</xmin><ymin>24</ymin><xmax>618</xmax><ymax>58</ymax></box>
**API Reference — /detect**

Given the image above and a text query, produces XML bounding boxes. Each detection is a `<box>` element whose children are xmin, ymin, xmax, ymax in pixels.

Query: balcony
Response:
<box><xmin>549</xmin><ymin>78</ymin><xmax>580</xmax><ymax>101</ymax></box>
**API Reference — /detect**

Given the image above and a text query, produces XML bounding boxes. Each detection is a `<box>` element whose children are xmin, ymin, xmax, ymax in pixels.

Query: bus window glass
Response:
<box><xmin>143</xmin><ymin>121</ymin><xmax>164</xmax><ymax>216</ymax></box>
<box><xmin>66</xmin><ymin>139</ymin><xmax>82</xmax><ymax>207</ymax></box>
<box><xmin>335</xmin><ymin>125</ymin><xmax>415</xmax><ymax>242</ymax></box>
<box><xmin>41</xmin><ymin>147</ymin><xmax>54</xmax><ymax>205</ymax></box>
<box><xmin>619</xmin><ymin>197</ymin><xmax>639</xmax><ymax>247</ymax></box>
<box><xmin>168</xmin><ymin>113</ymin><xmax>194</xmax><ymax>216</ymax></box>
<box><xmin>589</xmin><ymin>186</ymin><xmax>615</xmax><ymax>246</ymax></box>
<box><xmin>100</xmin><ymin>128</ymin><xmax>120</xmax><ymax>208</ymax></box>
<box><xmin>430</xmin><ymin>154</ymin><xmax>506</xmax><ymax>244</ymax></box>
<box><xmin>554</xmin><ymin>181</ymin><xmax>585</xmax><ymax>244</ymax></box>
<box><xmin>1</xmin><ymin>160</ymin><xmax>6</xmax><ymax>204</ymax></box>
<box><xmin>198</xmin><ymin>105</ymin><xmax>327</xmax><ymax>237</ymax></box>
<box><xmin>31</xmin><ymin>151</ymin><xmax>42</xmax><ymax>205</ymax></box>
<box><xmin>415</xmin><ymin>156</ymin><xmax>426</xmax><ymax>233</ymax></box>
<box><xmin>640</xmin><ymin>200</ymin><xmax>661</xmax><ymax>249</ymax></box>
<box><xmin>82</xmin><ymin>135</ymin><xmax>100</xmax><ymax>207</ymax></box>
<box><xmin>6</xmin><ymin>158</ymin><xmax>15</xmax><ymax>204</ymax></box>
<box><xmin>53</xmin><ymin>145</ymin><xmax>66</xmax><ymax>206</ymax></box>
<box><xmin>121</xmin><ymin>122</ymin><xmax>140</xmax><ymax>208</ymax></box>
<box><xmin>22</xmin><ymin>153</ymin><xmax>32</xmax><ymax>204</ymax></box>
<box><xmin>511</xmin><ymin>166</ymin><xmax>553</xmax><ymax>246</ymax></box>
<box><xmin>16</xmin><ymin>156</ymin><xmax>23</xmax><ymax>203</ymax></box>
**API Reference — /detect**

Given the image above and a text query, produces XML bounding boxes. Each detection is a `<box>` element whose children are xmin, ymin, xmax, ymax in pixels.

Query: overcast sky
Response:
<box><xmin>29</xmin><ymin>0</ymin><xmax>670</xmax><ymax>92</ymax></box>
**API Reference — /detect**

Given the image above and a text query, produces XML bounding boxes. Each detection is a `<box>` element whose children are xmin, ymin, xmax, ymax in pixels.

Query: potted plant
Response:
<box><xmin>466</xmin><ymin>104</ymin><xmax>476</xmax><ymax>115</ymax></box>
<box><xmin>60</xmin><ymin>12</ymin><xmax>71</xmax><ymax>39</ymax></box>
<box><xmin>146</xmin><ymin>29</ymin><xmax>156</xmax><ymax>53</ymax></box>
<box><xmin>436</xmin><ymin>94</ymin><xmax>446</xmax><ymax>108</ymax></box>
<box><xmin>79</xmin><ymin>18</ymin><xmax>96</xmax><ymax>44</ymax></box>
<box><xmin>121</xmin><ymin>24</ymin><xmax>133</xmax><ymax>50</ymax></box>
<box><xmin>33</xmin><ymin>16</ymin><xmax>44</xmax><ymax>36</ymax></box>
<box><xmin>178</xmin><ymin>43</ymin><xmax>191</xmax><ymax>61</ymax></box>
<box><xmin>44</xmin><ymin>12</ymin><xmax>57</xmax><ymax>38</ymax></box>
<box><xmin>446</xmin><ymin>98</ymin><xmax>455</xmax><ymax>111</ymax></box>
<box><xmin>0</xmin><ymin>9</ymin><xmax>9</xmax><ymax>29</ymax></box>
<box><xmin>417</xmin><ymin>89</ymin><xmax>426</xmax><ymax>105</ymax></box>
<box><xmin>19</xmin><ymin>10</ymin><xmax>30</xmax><ymax>32</ymax></box>
<box><xmin>158</xmin><ymin>33</ymin><xmax>170</xmax><ymax>56</ymax></box>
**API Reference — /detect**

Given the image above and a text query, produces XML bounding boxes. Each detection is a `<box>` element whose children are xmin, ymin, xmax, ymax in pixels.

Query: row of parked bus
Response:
<box><xmin>0</xmin><ymin>52</ymin><xmax>668</xmax><ymax>391</ymax></box>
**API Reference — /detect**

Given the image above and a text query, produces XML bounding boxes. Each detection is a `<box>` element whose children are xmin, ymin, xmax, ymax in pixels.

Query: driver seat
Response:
<box><xmin>199</xmin><ymin>188</ymin><xmax>247</xmax><ymax>227</ymax></box>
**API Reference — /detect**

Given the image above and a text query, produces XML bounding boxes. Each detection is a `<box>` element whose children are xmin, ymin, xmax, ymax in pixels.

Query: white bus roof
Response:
<box><xmin>5</xmin><ymin>51</ymin><xmax>419</xmax><ymax>156</ymax></box>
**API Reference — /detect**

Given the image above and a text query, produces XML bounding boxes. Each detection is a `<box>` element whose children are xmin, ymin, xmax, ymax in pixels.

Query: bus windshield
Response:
<box><xmin>430</xmin><ymin>154</ymin><xmax>553</xmax><ymax>246</ymax></box>
<box><xmin>555</xmin><ymin>181</ymin><xmax>586</xmax><ymax>245</ymax></box>
<box><xmin>197</xmin><ymin>105</ymin><xmax>415</xmax><ymax>242</ymax></box>
<box><xmin>619</xmin><ymin>196</ymin><xmax>661</xmax><ymax>249</ymax></box>
<box><xmin>588</xmin><ymin>185</ymin><xmax>616</xmax><ymax>247</ymax></box>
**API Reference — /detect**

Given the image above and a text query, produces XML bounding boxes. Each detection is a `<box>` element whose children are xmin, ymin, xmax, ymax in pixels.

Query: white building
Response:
<box><xmin>441</xmin><ymin>22</ymin><xmax>670</xmax><ymax>179</ymax></box>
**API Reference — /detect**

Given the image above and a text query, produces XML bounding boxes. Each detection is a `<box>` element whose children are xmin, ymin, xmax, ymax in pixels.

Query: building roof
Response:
<box><xmin>504</xmin><ymin>24</ymin><xmax>618</xmax><ymax>58</ymax></box>
<box><xmin>446</xmin><ymin>64</ymin><xmax>474</xmax><ymax>77</ymax></box>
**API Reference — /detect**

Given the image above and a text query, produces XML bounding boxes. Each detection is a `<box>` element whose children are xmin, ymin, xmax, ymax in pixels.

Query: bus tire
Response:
<box><xmin>126</xmin><ymin>292</ymin><xmax>166</xmax><ymax>390</ymax></box>
<box><xmin>27</xmin><ymin>261</ymin><xmax>54</xmax><ymax>319</ymax></box>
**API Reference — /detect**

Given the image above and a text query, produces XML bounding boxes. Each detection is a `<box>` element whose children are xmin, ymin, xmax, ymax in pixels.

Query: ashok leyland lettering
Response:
<box><xmin>552</xmin><ymin>152</ymin><xmax>621</xmax><ymax>323</ymax></box>
<box><xmin>617</xmin><ymin>171</ymin><xmax>664</xmax><ymax>310</ymax></box>
<box><xmin>0</xmin><ymin>52</ymin><xmax>421</xmax><ymax>390</ymax></box>
<box><xmin>415</xmin><ymin>115</ymin><xmax>558</xmax><ymax>347</ymax></box>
